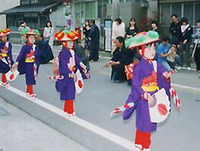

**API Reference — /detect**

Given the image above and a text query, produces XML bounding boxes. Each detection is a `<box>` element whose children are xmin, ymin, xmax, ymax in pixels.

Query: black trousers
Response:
<box><xmin>194</xmin><ymin>44</ymin><xmax>200</xmax><ymax>70</ymax></box>
<box><xmin>111</xmin><ymin>64</ymin><xmax>126</xmax><ymax>81</ymax></box>
<box><xmin>89</xmin><ymin>45</ymin><xmax>99</xmax><ymax>61</ymax></box>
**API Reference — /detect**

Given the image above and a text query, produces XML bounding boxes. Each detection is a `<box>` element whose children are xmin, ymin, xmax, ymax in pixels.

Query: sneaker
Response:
<box><xmin>176</xmin><ymin>66</ymin><xmax>182</xmax><ymax>70</ymax></box>
<box><xmin>135</xmin><ymin>144</ymin><xmax>143</xmax><ymax>151</ymax></box>
<box><xmin>63</xmin><ymin>112</ymin><xmax>76</xmax><ymax>118</ymax></box>
<box><xmin>30</xmin><ymin>94</ymin><xmax>36</xmax><ymax>100</ymax></box>
<box><xmin>1</xmin><ymin>83</ymin><xmax>10</xmax><ymax>88</ymax></box>
<box><xmin>143</xmin><ymin>149</ymin><xmax>151</xmax><ymax>151</ymax></box>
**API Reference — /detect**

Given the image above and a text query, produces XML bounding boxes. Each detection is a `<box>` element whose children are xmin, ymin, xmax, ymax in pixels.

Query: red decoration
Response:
<box><xmin>10</xmin><ymin>74</ymin><xmax>14</xmax><ymax>81</ymax></box>
<box><xmin>78</xmin><ymin>80</ymin><xmax>83</xmax><ymax>88</ymax></box>
<box><xmin>158</xmin><ymin>104</ymin><xmax>168</xmax><ymax>115</ymax></box>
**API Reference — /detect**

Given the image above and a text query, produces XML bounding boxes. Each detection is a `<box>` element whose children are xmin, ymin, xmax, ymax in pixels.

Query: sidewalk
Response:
<box><xmin>0</xmin><ymin>97</ymin><xmax>91</xmax><ymax>151</ymax></box>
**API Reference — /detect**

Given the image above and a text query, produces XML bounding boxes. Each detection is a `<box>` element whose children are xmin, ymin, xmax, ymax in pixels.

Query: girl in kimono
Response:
<box><xmin>12</xmin><ymin>29</ymin><xmax>40</xmax><ymax>99</ymax></box>
<box><xmin>123</xmin><ymin>31</ymin><xmax>171</xmax><ymax>151</ymax></box>
<box><xmin>54</xmin><ymin>30</ymin><xmax>89</xmax><ymax>116</ymax></box>
<box><xmin>0</xmin><ymin>28</ymin><xmax>14</xmax><ymax>87</ymax></box>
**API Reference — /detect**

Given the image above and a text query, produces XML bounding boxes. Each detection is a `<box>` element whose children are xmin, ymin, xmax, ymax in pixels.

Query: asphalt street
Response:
<box><xmin>0</xmin><ymin>44</ymin><xmax>200</xmax><ymax>151</ymax></box>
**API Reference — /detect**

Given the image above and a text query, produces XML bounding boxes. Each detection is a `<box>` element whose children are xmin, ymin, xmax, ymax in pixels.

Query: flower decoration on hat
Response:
<box><xmin>0</xmin><ymin>28</ymin><xmax>11</xmax><ymax>36</ymax></box>
<box><xmin>54</xmin><ymin>29</ymin><xmax>79</xmax><ymax>41</ymax></box>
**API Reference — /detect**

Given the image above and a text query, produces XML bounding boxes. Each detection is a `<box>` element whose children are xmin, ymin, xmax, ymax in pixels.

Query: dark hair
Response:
<box><xmin>171</xmin><ymin>14</ymin><xmax>178</xmax><ymax>18</ymax></box>
<box><xmin>90</xmin><ymin>20</ymin><xmax>95</xmax><ymax>24</ymax></box>
<box><xmin>115</xmin><ymin>18</ymin><xmax>122</xmax><ymax>25</ymax></box>
<box><xmin>151</xmin><ymin>20</ymin><xmax>158</xmax><ymax>26</ymax></box>
<box><xmin>161</xmin><ymin>36</ymin><xmax>170</xmax><ymax>42</ymax></box>
<box><xmin>129</xmin><ymin>18</ymin><xmax>137</xmax><ymax>27</ymax></box>
<box><xmin>20</xmin><ymin>21</ymin><xmax>25</xmax><ymax>25</ymax></box>
<box><xmin>196</xmin><ymin>19</ymin><xmax>200</xmax><ymax>24</ymax></box>
<box><xmin>116</xmin><ymin>36</ymin><xmax>125</xmax><ymax>44</ymax></box>
<box><xmin>85</xmin><ymin>20</ymin><xmax>89</xmax><ymax>24</ymax></box>
<box><xmin>181</xmin><ymin>17</ymin><xmax>188</xmax><ymax>24</ymax></box>
<box><xmin>46</xmin><ymin>21</ymin><xmax>52</xmax><ymax>27</ymax></box>
<box><xmin>171</xmin><ymin>44</ymin><xmax>178</xmax><ymax>49</ymax></box>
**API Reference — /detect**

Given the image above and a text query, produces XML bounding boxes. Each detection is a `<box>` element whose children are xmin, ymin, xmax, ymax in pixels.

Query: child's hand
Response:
<box><xmin>163</xmin><ymin>71</ymin><xmax>171</xmax><ymax>79</ymax></box>
<box><xmin>53</xmin><ymin>69</ymin><xmax>59</xmax><ymax>75</ymax></box>
<box><xmin>12</xmin><ymin>62</ymin><xmax>19</xmax><ymax>72</ymax></box>
<box><xmin>105</xmin><ymin>62</ymin><xmax>110</xmax><ymax>67</ymax></box>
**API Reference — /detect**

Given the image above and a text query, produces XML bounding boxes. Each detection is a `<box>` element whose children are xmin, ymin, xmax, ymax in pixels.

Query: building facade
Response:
<box><xmin>0</xmin><ymin>0</ymin><xmax>20</xmax><ymax>28</ymax></box>
<box><xmin>71</xmin><ymin>0</ymin><xmax>156</xmax><ymax>29</ymax></box>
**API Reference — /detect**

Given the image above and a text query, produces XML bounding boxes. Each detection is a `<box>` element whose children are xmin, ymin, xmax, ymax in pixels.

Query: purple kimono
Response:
<box><xmin>56</xmin><ymin>47</ymin><xmax>87</xmax><ymax>101</ymax></box>
<box><xmin>123</xmin><ymin>58</ymin><xmax>170</xmax><ymax>132</ymax></box>
<box><xmin>0</xmin><ymin>42</ymin><xmax>14</xmax><ymax>73</ymax></box>
<box><xmin>16</xmin><ymin>44</ymin><xmax>40</xmax><ymax>85</ymax></box>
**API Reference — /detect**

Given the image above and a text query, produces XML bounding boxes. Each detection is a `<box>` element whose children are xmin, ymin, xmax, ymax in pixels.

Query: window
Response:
<box><xmin>160</xmin><ymin>5</ymin><xmax>170</xmax><ymax>25</ymax></box>
<box><xmin>172</xmin><ymin>4</ymin><xmax>182</xmax><ymax>19</ymax></box>
<box><xmin>21</xmin><ymin>0</ymin><xmax>38</xmax><ymax>5</ymax></box>
<box><xmin>184</xmin><ymin>3</ymin><xmax>194</xmax><ymax>25</ymax></box>
<box><xmin>195</xmin><ymin>3</ymin><xmax>200</xmax><ymax>23</ymax></box>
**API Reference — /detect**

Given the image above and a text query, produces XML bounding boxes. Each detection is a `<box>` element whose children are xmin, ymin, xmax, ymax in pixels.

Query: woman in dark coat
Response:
<box><xmin>125</xmin><ymin>18</ymin><xmax>139</xmax><ymax>39</ymax></box>
<box><xmin>37</xmin><ymin>35</ymin><xmax>54</xmax><ymax>64</ymax></box>
<box><xmin>179</xmin><ymin>17</ymin><xmax>193</xmax><ymax>69</ymax></box>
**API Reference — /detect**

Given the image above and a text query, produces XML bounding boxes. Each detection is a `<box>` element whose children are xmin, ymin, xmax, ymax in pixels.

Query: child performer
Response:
<box><xmin>122</xmin><ymin>31</ymin><xmax>171</xmax><ymax>151</ymax></box>
<box><xmin>53</xmin><ymin>30</ymin><xmax>89</xmax><ymax>116</ymax></box>
<box><xmin>0</xmin><ymin>28</ymin><xmax>14</xmax><ymax>87</ymax></box>
<box><xmin>12</xmin><ymin>29</ymin><xmax>40</xmax><ymax>99</ymax></box>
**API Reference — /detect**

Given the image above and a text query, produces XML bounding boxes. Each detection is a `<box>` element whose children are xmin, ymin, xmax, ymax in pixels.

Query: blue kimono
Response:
<box><xmin>0</xmin><ymin>42</ymin><xmax>14</xmax><ymax>73</ymax></box>
<box><xmin>56</xmin><ymin>47</ymin><xmax>87</xmax><ymax>100</ymax></box>
<box><xmin>16</xmin><ymin>44</ymin><xmax>40</xmax><ymax>85</ymax></box>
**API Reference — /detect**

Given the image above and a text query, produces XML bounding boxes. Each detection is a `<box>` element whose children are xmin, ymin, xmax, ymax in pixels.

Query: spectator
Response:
<box><xmin>43</xmin><ymin>21</ymin><xmax>54</xmax><ymax>49</ymax></box>
<box><xmin>18</xmin><ymin>21</ymin><xmax>30</xmax><ymax>45</ymax></box>
<box><xmin>179</xmin><ymin>17</ymin><xmax>193</xmax><ymax>70</ymax></box>
<box><xmin>36</xmin><ymin>35</ymin><xmax>54</xmax><ymax>64</ymax></box>
<box><xmin>88</xmin><ymin>20</ymin><xmax>100</xmax><ymax>62</ymax></box>
<box><xmin>83</xmin><ymin>20</ymin><xmax>90</xmax><ymax>50</ymax></box>
<box><xmin>125</xmin><ymin>18</ymin><xmax>139</xmax><ymax>38</ymax></box>
<box><xmin>151</xmin><ymin>20</ymin><xmax>159</xmax><ymax>33</ymax></box>
<box><xmin>167</xmin><ymin>44</ymin><xmax>178</xmax><ymax>71</ymax></box>
<box><xmin>73</xmin><ymin>39</ymin><xmax>90</xmax><ymax>71</ymax></box>
<box><xmin>169</xmin><ymin>14</ymin><xmax>181</xmax><ymax>45</ymax></box>
<box><xmin>111</xmin><ymin>18</ymin><xmax>125</xmax><ymax>53</ymax></box>
<box><xmin>192</xmin><ymin>19</ymin><xmax>200</xmax><ymax>72</ymax></box>
<box><xmin>105</xmin><ymin>36</ymin><xmax>127</xmax><ymax>83</ymax></box>
<box><xmin>156</xmin><ymin>37</ymin><xmax>172</xmax><ymax>71</ymax></box>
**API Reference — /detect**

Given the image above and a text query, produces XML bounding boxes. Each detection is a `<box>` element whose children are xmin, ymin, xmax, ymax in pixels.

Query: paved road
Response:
<box><xmin>1</xmin><ymin>44</ymin><xmax>200</xmax><ymax>151</ymax></box>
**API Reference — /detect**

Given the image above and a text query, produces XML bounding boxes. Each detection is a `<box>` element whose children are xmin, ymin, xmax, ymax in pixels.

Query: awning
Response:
<box><xmin>0</xmin><ymin>2</ymin><xmax>61</xmax><ymax>14</ymax></box>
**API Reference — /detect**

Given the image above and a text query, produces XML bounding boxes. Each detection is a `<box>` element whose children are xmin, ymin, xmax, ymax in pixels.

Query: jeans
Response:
<box><xmin>179</xmin><ymin>42</ymin><xmax>192</xmax><ymax>67</ymax></box>
<box><xmin>160</xmin><ymin>60</ymin><xmax>172</xmax><ymax>71</ymax></box>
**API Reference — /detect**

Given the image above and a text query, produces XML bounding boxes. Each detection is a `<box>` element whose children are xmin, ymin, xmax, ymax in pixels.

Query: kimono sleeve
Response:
<box><xmin>123</xmin><ymin>64</ymin><xmax>145</xmax><ymax>120</ymax></box>
<box><xmin>58</xmin><ymin>53</ymin><xmax>70</xmax><ymax>76</ymax></box>
<box><xmin>157</xmin><ymin>63</ymin><xmax>171</xmax><ymax>98</ymax></box>
<box><xmin>8</xmin><ymin>43</ymin><xmax>14</xmax><ymax>65</ymax></box>
<box><xmin>16</xmin><ymin>46</ymin><xmax>26</xmax><ymax>62</ymax></box>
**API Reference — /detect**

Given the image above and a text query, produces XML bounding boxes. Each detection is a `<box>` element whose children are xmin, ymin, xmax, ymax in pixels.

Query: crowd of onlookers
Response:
<box><xmin>17</xmin><ymin>14</ymin><xmax>200</xmax><ymax>84</ymax></box>
<box><xmin>104</xmin><ymin>14</ymin><xmax>200</xmax><ymax>83</ymax></box>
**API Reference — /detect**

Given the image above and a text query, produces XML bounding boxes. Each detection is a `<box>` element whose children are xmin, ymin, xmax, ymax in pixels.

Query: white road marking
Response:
<box><xmin>172</xmin><ymin>83</ymin><xmax>200</xmax><ymax>92</ymax></box>
<box><xmin>1</xmin><ymin>83</ymin><xmax>136</xmax><ymax>151</ymax></box>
